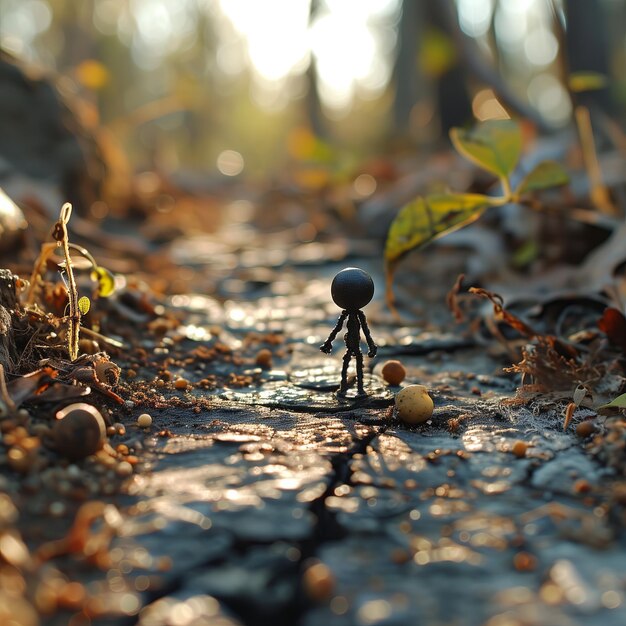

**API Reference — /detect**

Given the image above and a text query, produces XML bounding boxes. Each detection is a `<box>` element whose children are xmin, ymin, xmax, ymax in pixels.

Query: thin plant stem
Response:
<box><xmin>57</xmin><ymin>203</ymin><xmax>81</xmax><ymax>361</ymax></box>
<box><xmin>575</xmin><ymin>105</ymin><xmax>616</xmax><ymax>215</ymax></box>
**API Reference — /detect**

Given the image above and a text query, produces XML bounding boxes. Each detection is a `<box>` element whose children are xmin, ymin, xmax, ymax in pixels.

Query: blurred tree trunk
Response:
<box><xmin>306</xmin><ymin>0</ymin><xmax>326</xmax><ymax>139</ymax></box>
<box><xmin>392</xmin><ymin>0</ymin><xmax>422</xmax><ymax>137</ymax></box>
<box><xmin>564</xmin><ymin>0</ymin><xmax>612</xmax><ymax>114</ymax></box>
<box><xmin>427</xmin><ymin>2</ymin><xmax>473</xmax><ymax>134</ymax></box>
<box><xmin>437</xmin><ymin>0</ymin><xmax>551</xmax><ymax>132</ymax></box>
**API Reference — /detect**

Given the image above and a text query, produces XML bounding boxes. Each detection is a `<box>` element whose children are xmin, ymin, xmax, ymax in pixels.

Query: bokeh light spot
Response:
<box><xmin>217</xmin><ymin>150</ymin><xmax>245</xmax><ymax>176</ymax></box>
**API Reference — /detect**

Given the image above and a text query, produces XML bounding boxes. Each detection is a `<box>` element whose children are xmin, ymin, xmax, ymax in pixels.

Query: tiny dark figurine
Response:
<box><xmin>320</xmin><ymin>267</ymin><xmax>377</xmax><ymax>396</ymax></box>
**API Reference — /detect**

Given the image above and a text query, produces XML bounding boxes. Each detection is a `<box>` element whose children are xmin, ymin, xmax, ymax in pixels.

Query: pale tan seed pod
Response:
<box><xmin>395</xmin><ymin>385</ymin><xmax>434</xmax><ymax>424</ymax></box>
<box><xmin>137</xmin><ymin>413</ymin><xmax>152</xmax><ymax>428</ymax></box>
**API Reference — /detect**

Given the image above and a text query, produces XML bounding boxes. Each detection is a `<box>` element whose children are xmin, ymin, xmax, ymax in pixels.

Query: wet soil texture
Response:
<box><xmin>37</xmin><ymin>233</ymin><xmax>624</xmax><ymax>626</ymax></box>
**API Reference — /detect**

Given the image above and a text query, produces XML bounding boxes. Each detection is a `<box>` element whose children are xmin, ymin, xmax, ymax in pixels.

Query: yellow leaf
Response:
<box><xmin>384</xmin><ymin>193</ymin><xmax>494</xmax><ymax>265</ymax></box>
<box><xmin>75</xmin><ymin>59</ymin><xmax>109</xmax><ymax>91</ymax></box>
<box><xmin>450</xmin><ymin>120</ymin><xmax>522</xmax><ymax>179</ymax></box>
<box><xmin>517</xmin><ymin>161</ymin><xmax>569</xmax><ymax>195</ymax></box>
<box><xmin>91</xmin><ymin>267</ymin><xmax>116</xmax><ymax>297</ymax></box>
<box><xmin>78</xmin><ymin>296</ymin><xmax>91</xmax><ymax>316</ymax></box>
<box><xmin>568</xmin><ymin>72</ymin><xmax>608</xmax><ymax>93</ymax></box>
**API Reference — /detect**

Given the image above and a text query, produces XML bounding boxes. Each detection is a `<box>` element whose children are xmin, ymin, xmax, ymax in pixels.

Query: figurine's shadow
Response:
<box><xmin>221</xmin><ymin>364</ymin><xmax>393</xmax><ymax>413</ymax></box>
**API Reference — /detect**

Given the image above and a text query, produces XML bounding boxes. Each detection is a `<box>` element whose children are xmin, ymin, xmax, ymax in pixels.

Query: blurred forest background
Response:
<box><xmin>0</xmin><ymin>0</ymin><xmax>624</xmax><ymax>184</ymax></box>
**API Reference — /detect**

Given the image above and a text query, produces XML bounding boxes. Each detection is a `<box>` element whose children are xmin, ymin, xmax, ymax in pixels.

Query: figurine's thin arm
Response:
<box><xmin>358</xmin><ymin>310</ymin><xmax>377</xmax><ymax>355</ymax></box>
<box><xmin>326</xmin><ymin>310</ymin><xmax>347</xmax><ymax>344</ymax></box>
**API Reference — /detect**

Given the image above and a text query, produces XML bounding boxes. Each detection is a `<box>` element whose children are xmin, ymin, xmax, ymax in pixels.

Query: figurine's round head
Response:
<box><xmin>331</xmin><ymin>267</ymin><xmax>374</xmax><ymax>310</ymax></box>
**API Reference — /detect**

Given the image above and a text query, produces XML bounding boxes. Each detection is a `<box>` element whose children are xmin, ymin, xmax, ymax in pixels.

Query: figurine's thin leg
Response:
<box><xmin>355</xmin><ymin>352</ymin><xmax>365</xmax><ymax>394</ymax></box>
<box><xmin>340</xmin><ymin>352</ymin><xmax>352</xmax><ymax>393</ymax></box>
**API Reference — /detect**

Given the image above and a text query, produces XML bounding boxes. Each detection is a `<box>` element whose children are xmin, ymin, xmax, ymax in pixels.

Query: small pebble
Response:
<box><xmin>49</xmin><ymin>501</ymin><xmax>66</xmax><ymax>517</ymax></box>
<box><xmin>53</xmin><ymin>403</ymin><xmax>106</xmax><ymax>461</ymax></box>
<box><xmin>395</xmin><ymin>385</ymin><xmax>434</xmax><ymax>424</ymax></box>
<box><xmin>576</xmin><ymin>421</ymin><xmax>597</xmax><ymax>438</ymax></box>
<box><xmin>511</xmin><ymin>440</ymin><xmax>528</xmax><ymax>458</ymax></box>
<box><xmin>381</xmin><ymin>360</ymin><xmax>406</xmax><ymax>386</ymax></box>
<box><xmin>303</xmin><ymin>562</ymin><xmax>335</xmax><ymax>602</ymax></box>
<box><xmin>174</xmin><ymin>378</ymin><xmax>189</xmax><ymax>390</ymax></box>
<box><xmin>513</xmin><ymin>551</ymin><xmax>537</xmax><ymax>571</ymax></box>
<box><xmin>573</xmin><ymin>478</ymin><xmax>592</xmax><ymax>494</ymax></box>
<box><xmin>116</xmin><ymin>461</ymin><xmax>133</xmax><ymax>477</ymax></box>
<box><xmin>137</xmin><ymin>413</ymin><xmax>153</xmax><ymax>428</ymax></box>
<box><xmin>79</xmin><ymin>339</ymin><xmax>99</xmax><ymax>355</ymax></box>
<box><xmin>255</xmin><ymin>348</ymin><xmax>273</xmax><ymax>369</ymax></box>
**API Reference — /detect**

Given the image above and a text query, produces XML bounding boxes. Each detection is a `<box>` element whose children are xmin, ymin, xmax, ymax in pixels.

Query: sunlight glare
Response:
<box><xmin>494</xmin><ymin>4</ymin><xmax>527</xmax><ymax>48</ymax></box>
<box><xmin>215</xmin><ymin>0</ymin><xmax>399</xmax><ymax>111</ymax></box>
<box><xmin>0</xmin><ymin>0</ymin><xmax>52</xmax><ymax>55</ymax></box>
<box><xmin>524</xmin><ymin>28</ymin><xmax>558</xmax><ymax>66</ymax></box>
<box><xmin>129</xmin><ymin>0</ymin><xmax>197</xmax><ymax>69</ymax></box>
<box><xmin>527</xmin><ymin>73</ymin><xmax>571</xmax><ymax>125</ymax></box>
<box><xmin>94</xmin><ymin>0</ymin><xmax>121</xmax><ymax>35</ymax></box>
<box><xmin>457</xmin><ymin>0</ymin><xmax>494</xmax><ymax>38</ymax></box>
<box><xmin>310</xmin><ymin>0</ymin><xmax>399</xmax><ymax>111</ymax></box>
<box><xmin>218</xmin><ymin>0</ymin><xmax>309</xmax><ymax>82</ymax></box>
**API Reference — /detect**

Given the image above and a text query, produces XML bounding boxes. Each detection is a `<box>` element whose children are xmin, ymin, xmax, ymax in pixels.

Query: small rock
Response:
<box><xmin>303</xmin><ymin>561</ymin><xmax>335</xmax><ymax>602</ymax></box>
<box><xmin>53</xmin><ymin>403</ymin><xmax>106</xmax><ymax>460</ymax></box>
<box><xmin>137</xmin><ymin>413</ymin><xmax>153</xmax><ymax>428</ymax></box>
<box><xmin>395</xmin><ymin>385</ymin><xmax>433</xmax><ymax>424</ymax></box>
<box><xmin>511</xmin><ymin>440</ymin><xmax>528</xmax><ymax>458</ymax></box>
<box><xmin>255</xmin><ymin>348</ymin><xmax>273</xmax><ymax>369</ymax></box>
<box><xmin>381</xmin><ymin>360</ymin><xmax>406</xmax><ymax>386</ymax></box>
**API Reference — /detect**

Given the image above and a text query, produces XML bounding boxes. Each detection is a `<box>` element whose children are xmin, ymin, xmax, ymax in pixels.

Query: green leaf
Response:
<box><xmin>512</xmin><ymin>239</ymin><xmax>539</xmax><ymax>268</ymax></box>
<box><xmin>384</xmin><ymin>193</ymin><xmax>495</xmax><ymax>264</ymax></box>
<box><xmin>569</xmin><ymin>72</ymin><xmax>608</xmax><ymax>93</ymax></box>
<box><xmin>91</xmin><ymin>266</ymin><xmax>115</xmax><ymax>297</ymax></box>
<box><xmin>78</xmin><ymin>296</ymin><xmax>91</xmax><ymax>315</ymax></box>
<box><xmin>450</xmin><ymin>120</ymin><xmax>522</xmax><ymax>179</ymax></box>
<box><xmin>516</xmin><ymin>161</ymin><xmax>569</xmax><ymax>195</ymax></box>
<box><xmin>598</xmin><ymin>393</ymin><xmax>626</xmax><ymax>410</ymax></box>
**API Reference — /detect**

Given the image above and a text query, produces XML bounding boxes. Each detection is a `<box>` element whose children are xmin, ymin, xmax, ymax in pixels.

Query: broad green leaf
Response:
<box><xmin>517</xmin><ymin>160</ymin><xmax>569</xmax><ymax>195</ymax></box>
<box><xmin>598</xmin><ymin>393</ymin><xmax>626</xmax><ymax>410</ymax></box>
<box><xmin>78</xmin><ymin>296</ymin><xmax>91</xmax><ymax>315</ymax></box>
<box><xmin>450</xmin><ymin>120</ymin><xmax>522</xmax><ymax>179</ymax></box>
<box><xmin>569</xmin><ymin>72</ymin><xmax>607</xmax><ymax>93</ymax></box>
<box><xmin>91</xmin><ymin>266</ymin><xmax>115</xmax><ymax>297</ymax></box>
<box><xmin>385</xmin><ymin>193</ymin><xmax>495</xmax><ymax>264</ymax></box>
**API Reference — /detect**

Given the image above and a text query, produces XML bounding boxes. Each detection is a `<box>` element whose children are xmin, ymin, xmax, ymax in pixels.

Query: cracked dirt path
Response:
<box><xmin>32</xmin><ymin>256</ymin><xmax>626</xmax><ymax>626</ymax></box>
<box><xmin>107</xmin><ymin>391</ymin><xmax>625</xmax><ymax>626</ymax></box>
